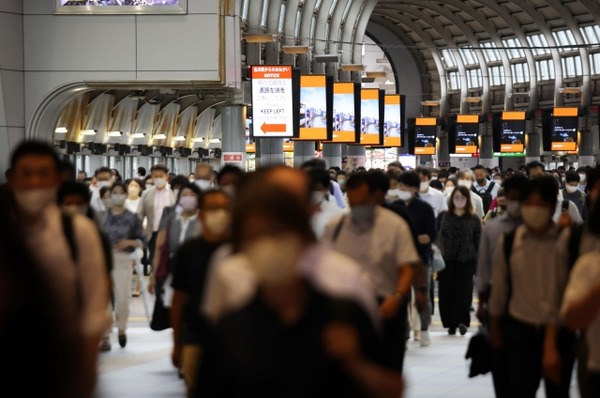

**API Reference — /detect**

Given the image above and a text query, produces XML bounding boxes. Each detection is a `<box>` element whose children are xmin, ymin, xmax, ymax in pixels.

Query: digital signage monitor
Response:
<box><xmin>454</xmin><ymin>114</ymin><xmax>479</xmax><ymax>154</ymax></box>
<box><xmin>359</xmin><ymin>89</ymin><xmax>383</xmax><ymax>146</ymax></box>
<box><xmin>330</xmin><ymin>82</ymin><xmax>360</xmax><ymax>143</ymax></box>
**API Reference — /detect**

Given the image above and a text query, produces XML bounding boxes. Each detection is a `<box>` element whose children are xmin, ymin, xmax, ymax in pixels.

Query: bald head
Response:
<box><xmin>195</xmin><ymin>163</ymin><xmax>213</xmax><ymax>180</ymax></box>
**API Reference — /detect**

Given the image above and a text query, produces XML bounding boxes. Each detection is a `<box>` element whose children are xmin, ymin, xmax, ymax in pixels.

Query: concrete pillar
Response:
<box><xmin>437</xmin><ymin>130</ymin><xmax>451</xmax><ymax>167</ymax></box>
<box><xmin>347</xmin><ymin>145</ymin><xmax>366</xmax><ymax>170</ymax></box>
<box><xmin>220</xmin><ymin>105</ymin><xmax>246</xmax><ymax>168</ymax></box>
<box><xmin>256</xmin><ymin>138</ymin><xmax>284</xmax><ymax>168</ymax></box>
<box><xmin>293</xmin><ymin>141</ymin><xmax>315</xmax><ymax>168</ymax></box>
<box><xmin>479</xmin><ymin>134</ymin><xmax>497</xmax><ymax>168</ymax></box>
<box><xmin>579</xmin><ymin>128</ymin><xmax>595</xmax><ymax>167</ymax></box>
<box><xmin>525</xmin><ymin>131</ymin><xmax>542</xmax><ymax>163</ymax></box>
<box><xmin>323</xmin><ymin>143</ymin><xmax>342</xmax><ymax>168</ymax></box>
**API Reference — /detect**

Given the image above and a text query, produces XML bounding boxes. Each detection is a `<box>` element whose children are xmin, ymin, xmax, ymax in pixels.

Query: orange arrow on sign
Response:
<box><xmin>261</xmin><ymin>122</ymin><xmax>287</xmax><ymax>133</ymax></box>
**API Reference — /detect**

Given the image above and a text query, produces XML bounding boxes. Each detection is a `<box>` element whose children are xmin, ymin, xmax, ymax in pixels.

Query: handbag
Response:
<box><xmin>465</xmin><ymin>325</ymin><xmax>492</xmax><ymax>377</ymax></box>
<box><xmin>431</xmin><ymin>244</ymin><xmax>446</xmax><ymax>273</ymax></box>
<box><xmin>150</xmin><ymin>280</ymin><xmax>171</xmax><ymax>331</ymax></box>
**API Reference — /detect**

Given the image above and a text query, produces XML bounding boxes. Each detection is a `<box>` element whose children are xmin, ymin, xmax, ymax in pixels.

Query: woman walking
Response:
<box><xmin>437</xmin><ymin>186</ymin><xmax>481</xmax><ymax>335</ymax></box>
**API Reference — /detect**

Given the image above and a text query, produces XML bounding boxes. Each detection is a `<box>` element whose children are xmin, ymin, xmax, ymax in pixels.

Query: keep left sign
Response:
<box><xmin>251</xmin><ymin>65</ymin><xmax>295</xmax><ymax>138</ymax></box>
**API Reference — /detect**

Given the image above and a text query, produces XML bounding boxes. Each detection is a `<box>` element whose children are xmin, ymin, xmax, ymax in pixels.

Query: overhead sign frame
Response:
<box><xmin>453</xmin><ymin>114</ymin><xmax>479</xmax><ymax>154</ymax></box>
<box><xmin>410</xmin><ymin>117</ymin><xmax>437</xmax><ymax>155</ymax></box>
<box><xmin>295</xmin><ymin>74</ymin><xmax>333</xmax><ymax>141</ymax></box>
<box><xmin>250</xmin><ymin>65</ymin><xmax>299</xmax><ymax>139</ymax></box>
<box><xmin>499</xmin><ymin>111</ymin><xmax>526</xmax><ymax>153</ymax></box>
<box><xmin>358</xmin><ymin>88</ymin><xmax>384</xmax><ymax>146</ymax></box>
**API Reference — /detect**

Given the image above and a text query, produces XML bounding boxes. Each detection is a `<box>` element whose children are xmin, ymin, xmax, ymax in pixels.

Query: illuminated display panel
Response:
<box><xmin>383</xmin><ymin>95</ymin><xmax>402</xmax><ymax>147</ymax></box>
<box><xmin>413</xmin><ymin>117</ymin><xmax>436</xmax><ymax>155</ymax></box>
<box><xmin>331</xmin><ymin>82</ymin><xmax>358</xmax><ymax>143</ymax></box>
<box><xmin>455</xmin><ymin>114</ymin><xmax>479</xmax><ymax>154</ymax></box>
<box><xmin>500</xmin><ymin>111</ymin><xmax>526</xmax><ymax>153</ymax></box>
<box><xmin>360</xmin><ymin>89</ymin><xmax>382</xmax><ymax>146</ymax></box>
<box><xmin>251</xmin><ymin>65</ymin><xmax>295</xmax><ymax>138</ymax></box>
<box><xmin>297</xmin><ymin>75</ymin><xmax>328</xmax><ymax>141</ymax></box>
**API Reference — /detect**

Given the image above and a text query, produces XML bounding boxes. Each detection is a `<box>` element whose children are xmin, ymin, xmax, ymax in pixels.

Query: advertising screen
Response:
<box><xmin>251</xmin><ymin>65</ymin><xmax>295</xmax><ymax>138</ymax></box>
<box><xmin>298</xmin><ymin>75</ymin><xmax>329</xmax><ymax>141</ymax></box>
<box><xmin>55</xmin><ymin>0</ymin><xmax>187</xmax><ymax>14</ymax></box>
<box><xmin>360</xmin><ymin>89</ymin><xmax>382</xmax><ymax>145</ymax></box>
<box><xmin>455</xmin><ymin>115</ymin><xmax>479</xmax><ymax>154</ymax></box>
<box><xmin>551</xmin><ymin>117</ymin><xmax>578</xmax><ymax>151</ymax></box>
<box><xmin>500</xmin><ymin>111</ymin><xmax>526</xmax><ymax>153</ymax></box>
<box><xmin>383</xmin><ymin>95</ymin><xmax>402</xmax><ymax>147</ymax></box>
<box><xmin>332</xmin><ymin>82</ymin><xmax>358</xmax><ymax>143</ymax></box>
<box><xmin>414</xmin><ymin>119</ymin><xmax>436</xmax><ymax>155</ymax></box>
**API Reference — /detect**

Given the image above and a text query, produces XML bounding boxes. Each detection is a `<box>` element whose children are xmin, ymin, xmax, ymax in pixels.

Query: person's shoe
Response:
<box><xmin>118</xmin><ymin>333</ymin><xmax>127</xmax><ymax>348</ymax></box>
<box><xmin>448</xmin><ymin>327</ymin><xmax>457</xmax><ymax>335</ymax></box>
<box><xmin>413</xmin><ymin>330</ymin><xmax>420</xmax><ymax>341</ymax></box>
<box><xmin>420</xmin><ymin>330</ymin><xmax>431</xmax><ymax>347</ymax></box>
<box><xmin>132</xmin><ymin>290</ymin><xmax>141</xmax><ymax>297</ymax></box>
<box><xmin>99</xmin><ymin>340</ymin><xmax>111</xmax><ymax>352</ymax></box>
<box><xmin>459</xmin><ymin>323</ymin><xmax>468</xmax><ymax>335</ymax></box>
<box><xmin>470</xmin><ymin>305</ymin><xmax>475</xmax><ymax>312</ymax></box>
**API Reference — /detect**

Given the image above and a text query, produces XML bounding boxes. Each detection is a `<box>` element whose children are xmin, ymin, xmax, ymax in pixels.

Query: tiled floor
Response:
<box><xmin>93</xmin><ymin>284</ymin><xmax>581</xmax><ymax>398</ymax></box>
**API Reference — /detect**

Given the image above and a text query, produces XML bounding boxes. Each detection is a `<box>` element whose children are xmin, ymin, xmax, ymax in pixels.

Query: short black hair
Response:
<box><xmin>398</xmin><ymin>170</ymin><xmax>420</xmax><ymax>189</ymax></box>
<box><xmin>125</xmin><ymin>178</ymin><xmax>146</xmax><ymax>191</ymax></box>
<box><xmin>416</xmin><ymin>167</ymin><xmax>432</xmax><ymax>180</ymax></box>
<box><xmin>110</xmin><ymin>182</ymin><xmax>128</xmax><ymax>194</ymax></box>
<box><xmin>309</xmin><ymin>168</ymin><xmax>331</xmax><ymax>191</ymax></box>
<box><xmin>137</xmin><ymin>167</ymin><xmax>147</xmax><ymax>176</ymax></box>
<box><xmin>438</xmin><ymin>169</ymin><xmax>450</xmax><ymax>180</ymax></box>
<box><xmin>177</xmin><ymin>181</ymin><xmax>202</xmax><ymax>204</ymax></box>
<box><xmin>473</xmin><ymin>164</ymin><xmax>486</xmax><ymax>172</ymax></box>
<box><xmin>565</xmin><ymin>170</ymin><xmax>580</xmax><ymax>184</ymax></box>
<box><xmin>60</xmin><ymin>159</ymin><xmax>76</xmax><ymax>178</ymax></box>
<box><xmin>448</xmin><ymin>166</ymin><xmax>458</xmax><ymax>174</ymax></box>
<box><xmin>95</xmin><ymin>166</ymin><xmax>112</xmax><ymax>177</ymax></box>
<box><xmin>502</xmin><ymin>174</ymin><xmax>530</xmax><ymax>199</ymax></box>
<box><xmin>170</xmin><ymin>175</ymin><xmax>189</xmax><ymax>190</ymax></box>
<box><xmin>150</xmin><ymin>164</ymin><xmax>169</xmax><ymax>174</ymax></box>
<box><xmin>300</xmin><ymin>158</ymin><xmax>327</xmax><ymax>170</ymax></box>
<box><xmin>346</xmin><ymin>172</ymin><xmax>372</xmax><ymax>192</ymax></box>
<box><xmin>57</xmin><ymin>181</ymin><xmax>91</xmax><ymax>204</ymax></box>
<box><xmin>367</xmin><ymin>170</ymin><xmax>389</xmax><ymax>193</ymax></box>
<box><xmin>523</xmin><ymin>175</ymin><xmax>558</xmax><ymax>207</ymax></box>
<box><xmin>10</xmin><ymin>141</ymin><xmax>60</xmax><ymax>171</ymax></box>
<box><xmin>336</xmin><ymin>170</ymin><xmax>347</xmax><ymax>178</ymax></box>
<box><xmin>525</xmin><ymin>161</ymin><xmax>545</xmax><ymax>176</ymax></box>
<box><xmin>217</xmin><ymin>165</ymin><xmax>245</xmax><ymax>185</ymax></box>
<box><xmin>429</xmin><ymin>180</ymin><xmax>443</xmax><ymax>190</ymax></box>
<box><xmin>587</xmin><ymin>165</ymin><xmax>600</xmax><ymax>194</ymax></box>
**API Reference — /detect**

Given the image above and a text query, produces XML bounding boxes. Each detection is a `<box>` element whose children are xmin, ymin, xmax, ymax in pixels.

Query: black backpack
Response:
<box><xmin>472</xmin><ymin>182</ymin><xmax>496</xmax><ymax>214</ymax></box>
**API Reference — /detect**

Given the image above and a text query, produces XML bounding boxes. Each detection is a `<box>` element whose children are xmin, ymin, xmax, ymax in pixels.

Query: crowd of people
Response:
<box><xmin>1</xmin><ymin>139</ymin><xmax>600</xmax><ymax>398</ymax></box>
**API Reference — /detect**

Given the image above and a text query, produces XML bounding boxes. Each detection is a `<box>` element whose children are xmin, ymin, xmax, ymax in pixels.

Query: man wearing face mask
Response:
<box><xmin>7</xmin><ymin>141</ymin><xmax>110</xmax><ymax>397</ymax></box>
<box><xmin>323</xmin><ymin>172</ymin><xmax>420</xmax><ymax>372</ymax></box>
<box><xmin>90</xmin><ymin>167</ymin><xmax>113</xmax><ymax>214</ymax></box>
<box><xmin>309</xmin><ymin>168</ymin><xmax>345</xmax><ymax>240</ymax></box>
<box><xmin>170</xmin><ymin>189</ymin><xmax>232</xmax><ymax>398</ymax></box>
<box><xmin>473</xmin><ymin>165</ymin><xmax>500</xmax><ymax>212</ymax></box>
<box><xmin>454</xmin><ymin>169</ymin><xmax>485</xmax><ymax>218</ymax></box>
<box><xmin>416</xmin><ymin>167</ymin><xmax>448</xmax><ymax>217</ymax></box>
<box><xmin>475</xmin><ymin>174</ymin><xmax>528</xmax><ymax>398</ymax></box>
<box><xmin>216</xmin><ymin>165</ymin><xmax>245</xmax><ymax>198</ymax></box>
<box><xmin>194</xmin><ymin>163</ymin><xmax>214</xmax><ymax>191</ymax></box>
<box><xmin>562</xmin><ymin>171</ymin><xmax>586</xmax><ymax>220</ymax></box>
<box><xmin>389</xmin><ymin>171</ymin><xmax>436</xmax><ymax>347</ymax></box>
<box><xmin>138</xmin><ymin>164</ymin><xmax>175</xmax><ymax>275</ymax></box>
<box><xmin>489</xmin><ymin>176</ymin><xmax>575</xmax><ymax>398</ymax></box>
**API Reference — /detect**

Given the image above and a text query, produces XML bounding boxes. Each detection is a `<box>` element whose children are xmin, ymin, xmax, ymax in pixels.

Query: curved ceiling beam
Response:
<box><xmin>579</xmin><ymin>0</ymin><xmax>600</xmax><ymax>25</ymax></box>
<box><xmin>374</xmin><ymin>15</ymin><xmax>448</xmax><ymax>114</ymax></box>
<box><xmin>312</xmin><ymin>0</ymin><xmax>336</xmax><ymax>74</ymax></box>
<box><xmin>397</xmin><ymin>1</ymin><xmax>492</xmax><ymax>113</ymax></box>
<box><xmin>297</xmin><ymin>0</ymin><xmax>318</xmax><ymax>72</ymax></box>
<box><xmin>264</xmin><ymin>0</ymin><xmax>283</xmax><ymax>64</ymax></box>
<box><xmin>351</xmin><ymin>0</ymin><xmax>379</xmax><ymax>80</ymax></box>
<box><xmin>472</xmin><ymin>0</ymin><xmax>537</xmax><ymax>111</ymax></box>
<box><xmin>326</xmin><ymin>0</ymin><xmax>351</xmax><ymax>77</ymax></box>
<box><xmin>546</xmin><ymin>0</ymin><xmax>591</xmax><ymax>106</ymax></box>
<box><xmin>243</xmin><ymin>0</ymin><xmax>266</xmax><ymax>65</ymax></box>
<box><xmin>281</xmin><ymin>0</ymin><xmax>302</xmax><ymax>66</ymax></box>
<box><xmin>377</xmin><ymin>6</ymin><xmax>470</xmax><ymax>112</ymax></box>
<box><xmin>339</xmin><ymin>0</ymin><xmax>370</xmax><ymax>81</ymax></box>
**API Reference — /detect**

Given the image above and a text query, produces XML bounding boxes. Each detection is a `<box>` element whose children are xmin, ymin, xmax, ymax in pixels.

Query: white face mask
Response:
<box><xmin>173</xmin><ymin>189</ymin><xmax>180</xmax><ymax>200</ymax></box>
<box><xmin>203</xmin><ymin>209</ymin><xmax>231</xmax><ymax>236</ymax></box>
<box><xmin>521</xmin><ymin>205</ymin><xmax>551</xmax><ymax>230</ymax></box>
<box><xmin>195</xmin><ymin>179</ymin><xmax>213</xmax><ymax>191</ymax></box>
<box><xmin>96</xmin><ymin>180</ymin><xmax>112</xmax><ymax>189</ymax></box>
<box><xmin>494</xmin><ymin>178</ymin><xmax>502</xmax><ymax>184</ymax></box>
<box><xmin>444</xmin><ymin>187</ymin><xmax>455</xmax><ymax>196</ymax></box>
<box><xmin>565</xmin><ymin>185</ymin><xmax>579</xmax><ymax>194</ymax></box>
<box><xmin>453</xmin><ymin>195</ymin><xmax>467</xmax><ymax>209</ymax></box>
<box><xmin>221</xmin><ymin>185</ymin><xmax>236</xmax><ymax>198</ymax></box>
<box><xmin>154</xmin><ymin>178</ymin><xmax>167</xmax><ymax>189</ymax></box>
<box><xmin>14</xmin><ymin>188</ymin><xmax>57</xmax><ymax>216</ymax></box>
<box><xmin>579</xmin><ymin>174</ymin><xmax>587</xmax><ymax>183</ymax></box>
<box><xmin>386</xmin><ymin>189</ymin><xmax>401</xmax><ymax>199</ymax></box>
<box><xmin>245</xmin><ymin>235</ymin><xmax>302</xmax><ymax>286</ymax></box>
<box><xmin>102</xmin><ymin>198</ymin><xmax>113</xmax><ymax>210</ymax></box>
<box><xmin>111</xmin><ymin>194</ymin><xmax>126</xmax><ymax>207</ymax></box>
<box><xmin>457</xmin><ymin>179</ymin><xmax>472</xmax><ymax>189</ymax></box>
<box><xmin>419</xmin><ymin>181</ymin><xmax>430</xmax><ymax>192</ymax></box>
<box><xmin>179</xmin><ymin>196</ymin><xmax>198</xmax><ymax>212</ymax></box>
<box><xmin>397</xmin><ymin>190</ymin><xmax>413</xmax><ymax>201</ymax></box>
<box><xmin>128</xmin><ymin>186</ymin><xmax>140</xmax><ymax>197</ymax></box>
<box><xmin>505</xmin><ymin>200</ymin><xmax>521</xmax><ymax>218</ymax></box>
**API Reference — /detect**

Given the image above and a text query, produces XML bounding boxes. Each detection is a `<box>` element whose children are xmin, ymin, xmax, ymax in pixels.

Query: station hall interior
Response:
<box><xmin>3</xmin><ymin>1</ymin><xmax>600</xmax><ymax>398</ymax></box>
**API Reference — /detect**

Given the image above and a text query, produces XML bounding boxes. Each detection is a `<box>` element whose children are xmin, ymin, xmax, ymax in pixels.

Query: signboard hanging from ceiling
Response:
<box><xmin>250</xmin><ymin>65</ymin><xmax>298</xmax><ymax>139</ymax></box>
<box><xmin>410</xmin><ymin>117</ymin><xmax>437</xmax><ymax>155</ymax></box>
<box><xmin>382</xmin><ymin>95</ymin><xmax>403</xmax><ymax>147</ymax></box>
<box><xmin>550</xmin><ymin>107</ymin><xmax>578</xmax><ymax>151</ymax></box>
<box><xmin>499</xmin><ymin>111</ymin><xmax>526</xmax><ymax>153</ymax></box>
<box><xmin>296</xmin><ymin>75</ymin><xmax>333</xmax><ymax>141</ymax></box>
<box><xmin>453</xmin><ymin>114</ymin><xmax>480</xmax><ymax>154</ymax></box>
<box><xmin>328</xmin><ymin>82</ymin><xmax>360</xmax><ymax>143</ymax></box>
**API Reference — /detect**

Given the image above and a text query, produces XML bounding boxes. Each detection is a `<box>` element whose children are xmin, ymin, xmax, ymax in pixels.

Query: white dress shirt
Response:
<box><xmin>153</xmin><ymin>188</ymin><xmax>172</xmax><ymax>232</ymax></box>
<box><xmin>419</xmin><ymin>186</ymin><xmax>448</xmax><ymax>217</ymax></box>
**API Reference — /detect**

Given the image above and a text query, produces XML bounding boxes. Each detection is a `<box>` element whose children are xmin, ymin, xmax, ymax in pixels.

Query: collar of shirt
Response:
<box><xmin>474</xmin><ymin>179</ymin><xmax>491</xmax><ymax>190</ymax></box>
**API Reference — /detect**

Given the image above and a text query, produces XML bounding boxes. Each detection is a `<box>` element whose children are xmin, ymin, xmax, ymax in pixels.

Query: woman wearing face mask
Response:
<box><xmin>169</xmin><ymin>189</ymin><xmax>232</xmax><ymax>398</ymax></box>
<box><xmin>443</xmin><ymin>179</ymin><xmax>457</xmax><ymax>200</ymax></box>
<box><xmin>148</xmin><ymin>183</ymin><xmax>202</xmax><ymax>336</ymax></box>
<box><xmin>101</xmin><ymin>183</ymin><xmax>145</xmax><ymax>350</ymax></box>
<box><xmin>437</xmin><ymin>186</ymin><xmax>482</xmax><ymax>335</ymax></box>
<box><xmin>124</xmin><ymin>179</ymin><xmax>145</xmax><ymax>213</ymax></box>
